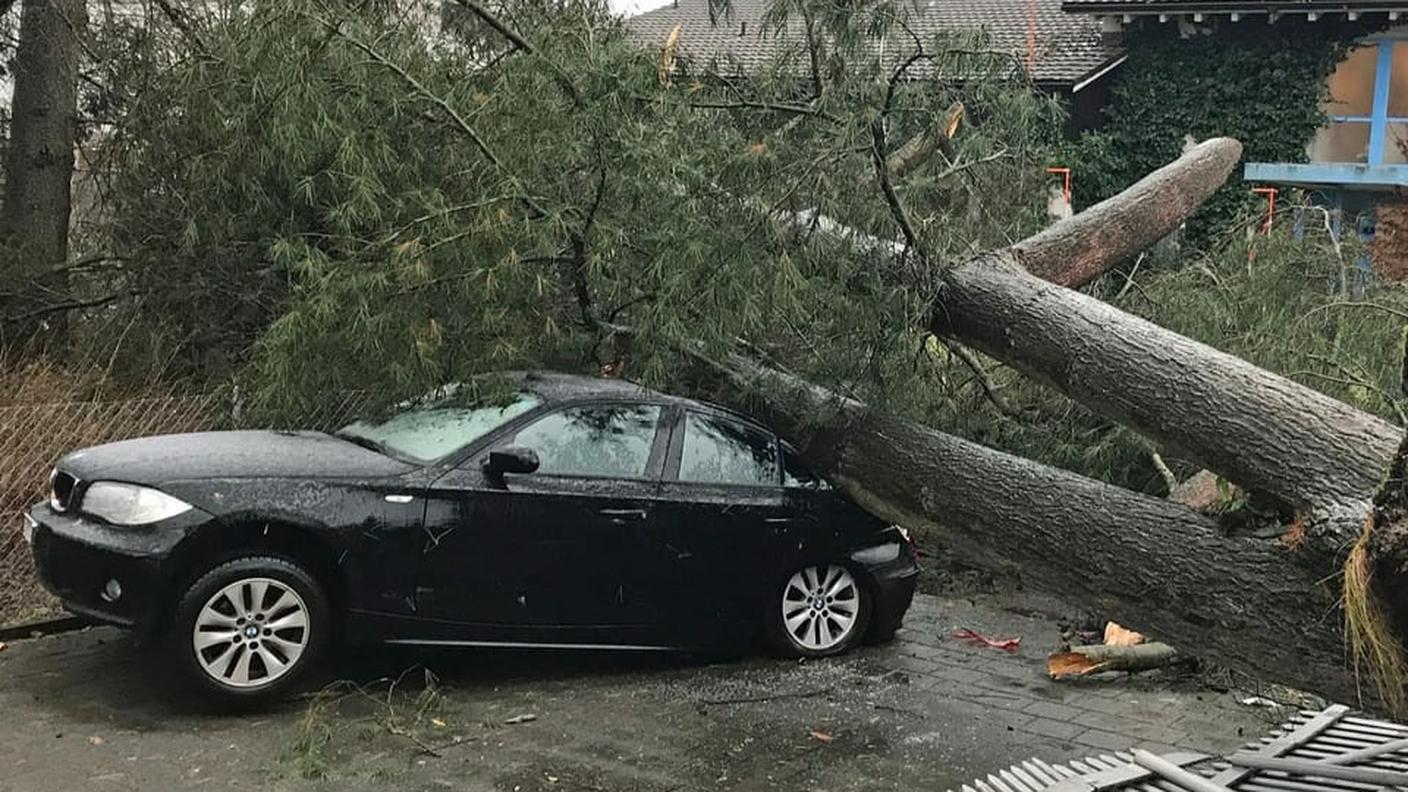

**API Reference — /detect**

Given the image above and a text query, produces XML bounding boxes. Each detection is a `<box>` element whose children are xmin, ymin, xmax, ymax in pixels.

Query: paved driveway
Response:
<box><xmin>0</xmin><ymin>594</ymin><xmax>1278</xmax><ymax>791</ymax></box>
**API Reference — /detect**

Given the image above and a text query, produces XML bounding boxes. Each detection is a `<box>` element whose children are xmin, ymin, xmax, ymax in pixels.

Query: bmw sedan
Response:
<box><xmin>25</xmin><ymin>372</ymin><xmax>919</xmax><ymax>702</ymax></box>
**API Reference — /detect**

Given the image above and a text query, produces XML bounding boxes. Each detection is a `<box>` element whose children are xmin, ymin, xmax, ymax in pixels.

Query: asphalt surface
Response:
<box><xmin>0</xmin><ymin>593</ymin><xmax>1284</xmax><ymax>791</ymax></box>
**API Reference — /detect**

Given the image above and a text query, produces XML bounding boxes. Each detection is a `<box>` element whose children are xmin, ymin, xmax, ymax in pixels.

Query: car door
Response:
<box><xmin>415</xmin><ymin>400</ymin><xmax>670</xmax><ymax>642</ymax></box>
<box><xmin>642</xmin><ymin>409</ymin><xmax>799</xmax><ymax>646</ymax></box>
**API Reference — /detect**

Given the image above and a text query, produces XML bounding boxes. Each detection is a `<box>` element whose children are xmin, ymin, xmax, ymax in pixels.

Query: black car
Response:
<box><xmin>25</xmin><ymin>372</ymin><xmax>918</xmax><ymax>701</ymax></box>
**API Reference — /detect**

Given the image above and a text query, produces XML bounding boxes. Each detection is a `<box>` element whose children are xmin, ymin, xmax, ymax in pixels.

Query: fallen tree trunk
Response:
<box><xmin>692</xmin><ymin>140</ymin><xmax>1408</xmax><ymax>707</ymax></box>
<box><xmin>900</xmin><ymin>140</ymin><xmax>1403</xmax><ymax>555</ymax></box>
<box><xmin>694</xmin><ymin>353</ymin><xmax>1356</xmax><ymax>702</ymax></box>
<box><xmin>807</xmin><ymin>138</ymin><xmax>1401</xmax><ymax>532</ymax></box>
<box><xmin>932</xmin><ymin>252</ymin><xmax>1401</xmax><ymax>544</ymax></box>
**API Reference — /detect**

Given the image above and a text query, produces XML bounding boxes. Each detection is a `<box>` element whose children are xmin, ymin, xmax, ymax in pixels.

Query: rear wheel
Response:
<box><xmin>765</xmin><ymin>563</ymin><xmax>870</xmax><ymax>657</ymax></box>
<box><xmin>172</xmin><ymin>556</ymin><xmax>329</xmax><ymax>704</ymax></box>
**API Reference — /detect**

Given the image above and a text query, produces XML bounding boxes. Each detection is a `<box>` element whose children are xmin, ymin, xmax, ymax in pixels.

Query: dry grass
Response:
<box><xmin>1344</xmin><ymin>515</ymin><xmax>1408</xmax><ymax>715</ymax></box>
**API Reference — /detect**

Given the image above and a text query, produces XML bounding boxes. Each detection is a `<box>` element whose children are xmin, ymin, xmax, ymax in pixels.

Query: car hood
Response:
<box><xmin>57</xmin><ymin>430</ymin><xmax>415</xmax><ymax>485</ymax></box>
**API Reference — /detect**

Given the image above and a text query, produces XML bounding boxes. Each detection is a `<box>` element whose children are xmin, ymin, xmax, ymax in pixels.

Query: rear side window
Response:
<box><xmin>678</xmin><ymin>412</ymin><xmax>779</xmax><ymax>486</ymax></box>
<box><xmin>511</xmin><ymin>404</ymin><xmax>661</xmax><ymax>478</ymax></box>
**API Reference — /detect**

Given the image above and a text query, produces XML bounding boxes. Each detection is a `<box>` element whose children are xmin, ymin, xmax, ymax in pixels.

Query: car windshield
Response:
<box><xmin>336</xmin><ymin>393</ymin><xmax>542</xmax><ymax>463</ymax></box>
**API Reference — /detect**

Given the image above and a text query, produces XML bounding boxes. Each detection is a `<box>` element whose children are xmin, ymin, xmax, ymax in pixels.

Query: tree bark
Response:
<box><xmin>806</xmin><ymin>139</ymin><xmax>1399</xmax><ymax>530</ymax></box>
<box><xmin>3</xmin><ymin>0</ymin><xmax>85</xmax><ymax>270</ymax></box>
<box><xmin>1010</xmin><ymin>139</ymin><xmax>1243</xmax><ymax>288</ymax></box>
<box><xmin>931</xmin><ymin>252</ymin><xmax>1401</xmax><ymax>551</ymax></box>
<box><xmin>693</xmin><ymin>353</ymin><xmax>1357</xmax><ymax>703</ymax></box>
<box><xmin>1050</xmin><ymin>643</ymin><xmax>1186</xmax><ymax>676</ymax></box>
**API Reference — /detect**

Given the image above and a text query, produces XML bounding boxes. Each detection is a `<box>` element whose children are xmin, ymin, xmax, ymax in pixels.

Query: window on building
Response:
<box><xmin>1313</xmin><ymin>39</ymin><xmax>1408</xmax><ymax>167</ymax></box>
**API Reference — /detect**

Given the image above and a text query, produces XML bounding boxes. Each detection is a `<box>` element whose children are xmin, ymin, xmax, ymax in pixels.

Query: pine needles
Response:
<box><xmin>1344</xmin><ymin>515</ymin><xmax>1408</xmax><ymax>715</ymax></box>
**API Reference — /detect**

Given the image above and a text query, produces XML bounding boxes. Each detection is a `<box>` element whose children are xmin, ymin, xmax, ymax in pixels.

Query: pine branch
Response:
<box><xmin>682</xmin><ymin>98</ymin><xmax>839</xmax><ymax>123</ymax></box>
<box><xmin>449</xmin><ymin>0</ymin><xmax>533</xmax><ymax>53</ymax></box>
<box><xmin>321</xmin><ymin>19</ymin><xmax>551</xmax><ymax>221</ymax></box>
<box><xmin>447</xmin><ymin>0</ymin><xmax>582</xmax><ymax>105</ymax></box>
<box><xmin>940</xmin><ymin>336</ymin><xmax>1018</xmax><ymax>418</ymax></box>
<box><xmin>3</xmin><ymin>290</ymin><xmax>139</xmax><ymax>325</ymax></box>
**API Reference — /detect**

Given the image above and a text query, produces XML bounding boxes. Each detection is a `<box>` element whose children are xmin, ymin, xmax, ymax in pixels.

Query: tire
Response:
<box><xmin>171</xmin><ymin>555</ymin><xmax>329</xmax><ymax>704</ymax></box>
<box><xmin>764</xmin><ymin>562</ymin><xmax>872</xmax><ymax>658</ymax></box>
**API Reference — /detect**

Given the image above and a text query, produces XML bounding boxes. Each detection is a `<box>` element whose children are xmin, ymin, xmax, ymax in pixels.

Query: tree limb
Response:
<box><xmin>869</xmin><ymin>48</ymin><xmax>929</xmax><ymax>259</ymax></box>
<box><xmin>323</xmin><ymin>20</ymin><xmax>551</xmax><ymax>221</ymax></box>
<box><xmin>799</xmin><ymin>3</ymin><xmax>824</xmax><ymax>100</ymax></box>
<box><xmin>149</xmin><ymin>0</ymin><xmax>212</xmax><ymax>56</ymax></box>
<box><xmin>885</xmin><ymin>102</ymin><xmax>963</xmax><ymax>178</ymax></box>
<box><xmin>3</xmin><ymin>290</ymin><xmax>137</xmax><ymax>325</ymax></box>
<box><xmin>1011</xmin><ymin>138</ymin><xmax>1243</xmax><ymax>287</ymax></box>
<box><xmin>450</xmin><ymin>0</ymin><xmax>533</xmax><ymax>53</ymax></box>
<box><xmin>684</xmin><ymin>98</ymin><xmax>840</xmax><ymax>123</ymax></box>
<box><xmin>447</xmin><ymin>0</ymin><xmax>582</xmax><ymax>105</ymax></box>
<box><xmin>940</xmin><ymin>335</ymin><xmax>1018</xmax><ymax>417</ymax></box>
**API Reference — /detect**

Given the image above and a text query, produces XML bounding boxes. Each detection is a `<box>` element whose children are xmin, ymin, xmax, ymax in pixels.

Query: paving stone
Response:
<box><xmin>892</xmin><ymin>656</ymin><xmax>942</xmax><ymax>675</ymax></box>
<box><xmin>1021</xmin><ymin>717</ymin><xmax>1086</xmax><ymax>742</ymax></box>
<box><xmin>925</xmin><ymin>665</ymin><xmax>988</xmax><ymax>687</ymax></box>
<box><xmin>1070</xmin><ymin>692</ymin><xmax>1168</xmax><ymax>724</ymax></box>
<box><xmin>882</xmin><ymin>595</ymin><xmax>1272</xmax><ymax>764</ymax></box>
<box><xmin>900</xmin><ymin>643</ymin><xmax>951</xmax><ymax>663</ymax></box>
<box><xmin>1073</xmin><ymin>728</ymin><xmax>1133</xmax><ymax>752</ymax></box>
<box><xmin>1023</xmin><ymin>700</ymin><xmax>1086</xmax><ymax>722</ymax></box>
<box><xmin>1071</xmin><ymin>708</ymin><xmax>1149</xmax><ymax>736</ymax></box>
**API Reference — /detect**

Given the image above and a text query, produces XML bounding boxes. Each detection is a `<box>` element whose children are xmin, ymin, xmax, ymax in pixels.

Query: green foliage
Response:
<box><xmin>85</xmin><ymin>0</ymin><xmax>1063</xmax><ymax>418</ymax></box>
<box><xmin>52</xmin><ymin>0</ymin><xmax>1408</xmax><ymax>497</ymax></box>
<box><xmin>1129</xmin><ymin>220</ymin><xmax>1407</xmax><ymax>426</ymax></box>
<box><xmin>1063</xmin><ymin>22</ymin><xmax>1360</xmax><ymax>243</ymax></box>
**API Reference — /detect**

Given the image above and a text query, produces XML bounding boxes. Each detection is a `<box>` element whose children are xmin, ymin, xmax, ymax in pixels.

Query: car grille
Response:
<box><xmin>50</xmin><ymin>470</ymin><xmax>77</xmax><ymax>511</ymax></box>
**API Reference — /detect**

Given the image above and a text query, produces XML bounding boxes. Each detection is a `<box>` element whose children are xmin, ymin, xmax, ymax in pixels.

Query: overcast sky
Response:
<box><xmin>610</xmin><ymin>0</ymin><xmax>673</xmax><ymax>18</ymax></box>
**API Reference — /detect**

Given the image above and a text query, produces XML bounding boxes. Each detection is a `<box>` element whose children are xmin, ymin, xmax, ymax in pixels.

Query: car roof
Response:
<box><xmin>512</xmin><ymin>370</ymin><xmax>675</xmax><ymax>404</ymax></box>
<box><xmin>509</xmin><ymin>371</ymin><xmax>765</xmax><ymax>428</ymax></box>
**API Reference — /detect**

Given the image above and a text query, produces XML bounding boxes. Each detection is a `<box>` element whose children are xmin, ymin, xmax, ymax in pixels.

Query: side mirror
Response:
<box><xmin>483</xmin><ymin>446</ymin><xmax>540</xmax><ymax>477</ymax></box>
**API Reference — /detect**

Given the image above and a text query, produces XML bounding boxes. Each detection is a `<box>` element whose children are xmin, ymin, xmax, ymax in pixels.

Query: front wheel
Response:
<box><xmin>764</xmin><ymin>563</ymin><xmax>871</xmax><ymax>658</ymax></box>
<box><xmin>172</xmin><ymin>556</ymin><xmax>329</xmax><ymax>704</ymax></box>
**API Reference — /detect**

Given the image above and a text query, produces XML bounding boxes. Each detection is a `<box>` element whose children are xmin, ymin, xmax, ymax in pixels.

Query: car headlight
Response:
<box><xmin>81</xmin><ymin>482</ymin><xmax>193</xmax><ymax>526</ymax></box>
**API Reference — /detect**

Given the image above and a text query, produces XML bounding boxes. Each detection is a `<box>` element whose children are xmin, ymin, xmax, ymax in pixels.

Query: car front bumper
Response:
<box><xmin>25</xmin><ymin>502</ymin><xmax>210</xmax><ymax>632</ymax></box>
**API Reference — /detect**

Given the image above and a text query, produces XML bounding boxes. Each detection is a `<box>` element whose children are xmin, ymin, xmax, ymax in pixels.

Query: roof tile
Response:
<box><xmin>627</xmin><ymin>0</ymin><xmax>1123</xmax><ymax>84</ymax></box>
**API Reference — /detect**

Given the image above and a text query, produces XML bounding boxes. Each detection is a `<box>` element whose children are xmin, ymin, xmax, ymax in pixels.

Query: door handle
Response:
<box><xmin>600</xmin><ymin>508</ymin><xmax>648</xmax><ymax>523</ymax></box>
<box><xmin>764</xmin><ymin>516</ymin><xmax>798</xmax><ymax>524</ymax></box>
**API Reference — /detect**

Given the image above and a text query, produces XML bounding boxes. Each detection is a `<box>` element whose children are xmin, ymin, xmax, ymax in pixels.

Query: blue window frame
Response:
<box><xmin>1328</xmin><ymin>39</ymin><xmax>1408</xmax><ymax>165</ymax></box>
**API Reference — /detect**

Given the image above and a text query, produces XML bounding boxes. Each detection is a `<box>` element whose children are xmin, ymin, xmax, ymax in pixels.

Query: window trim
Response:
<box><xmin>488</xmin><ymin>398</ymin><xmax>673</xmax><ymax>483</ymax></box>
<box><xmin>665</xmin><ymin>408</ymin><xmax>785</xmax><ymax>489</ymax></box>
<box><xmin>1325</xmin><ymin>38</ymin><xmax>1408</xmax><ymax>166</ymax></box>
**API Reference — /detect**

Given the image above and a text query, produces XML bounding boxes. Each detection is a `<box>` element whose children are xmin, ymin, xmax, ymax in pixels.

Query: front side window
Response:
<box><xmin>678</xmin><ymin>412</ymin><xmax>779</xmax><ymax>486</ymax></box>
<box><xmin>337</xmin><ymin>393</ymin><xmax>542</xmax><ymax>463</ymax></box>
<box><xmin>511</xmin><ymin>404</ymin><xmax>662</xmax><ymax>478</ymax></box>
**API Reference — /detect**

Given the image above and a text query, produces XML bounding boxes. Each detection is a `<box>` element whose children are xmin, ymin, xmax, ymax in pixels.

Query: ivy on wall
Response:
<box><xmin>1067</xmin><ymin>22</ymin><xmax>1368</xmax><ymax>243</ymax></box>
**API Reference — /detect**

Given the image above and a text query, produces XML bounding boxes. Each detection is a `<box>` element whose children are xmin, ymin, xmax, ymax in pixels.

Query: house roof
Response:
<box><xmin>1061</xmin><ymin>0</ymin><xmax>1408</xmax><ymax>14</ymax></box>
<box><xmin>626</xmin><ymin>0</ymin><xmax>1125</xmax><ymax>85</ymax></box>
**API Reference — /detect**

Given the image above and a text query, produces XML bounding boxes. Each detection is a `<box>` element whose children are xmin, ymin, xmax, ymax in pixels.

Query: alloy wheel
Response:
<box><xmin>781</xmin><ymin>564</ymin><xmax>860</xmax><ymax>651</ymax></box>
<box><xmin>192</xmin><ymin>576</ymin><xmax>310</xmax><ymax>688</ymax></box>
